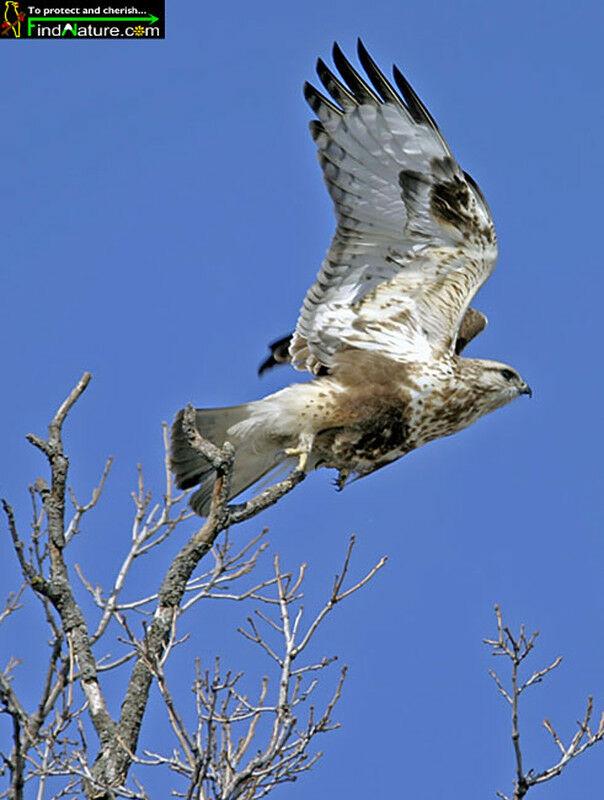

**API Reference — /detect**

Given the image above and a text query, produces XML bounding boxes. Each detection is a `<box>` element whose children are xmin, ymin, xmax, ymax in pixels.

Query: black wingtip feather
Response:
<box><xmin>308</xmin><ymin>119</ymin><xmax>325</xmax><ymax>141</ymax></box>
<box><xmin>392</xmin><ymin>64</ymin><xmax>430</xmax><ymax>124</ymax></box>
<box><xmin>463</xmin><ymin>169</ymin><xmax>490</xmax><ymax>211</ymax></box>
<box><xmin>303</xmin><ymin>80</ymin><xmax>342</xmax><ymax>116</ymax></box>
<box><xmin>356</xmin><ymin>37</ymin><xmax>369</xmax><ymax>61</ymax></box>
<box><xmin>316</xmin><ymin>56</ymin><xmax>357</xmax><ymax>110</ymax></box>
<box><xmin>356</xmin><ymin>38</ymin><xmax>405</xmax><ymax>108</ymax></box>
<box><xmin>392</xmin><ymin>63</ymin><xmax>451</xmax><ymax>154</ymax></box>
<box><xmin>331</xmin><ymin>41</ymin><xmax>381</xmax><ymax>104</ymax></box>
<box><xmin>302</xmin><ymin>80</ymin><xmax>318</xmax><ymax>105</ymax></box>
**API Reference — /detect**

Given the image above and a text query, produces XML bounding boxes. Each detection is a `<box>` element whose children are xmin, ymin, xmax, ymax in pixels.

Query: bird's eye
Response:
<box><xmin>500</xmin><ymin>369</ymin><xmax>515</xmax><ymax>381</ymax></box>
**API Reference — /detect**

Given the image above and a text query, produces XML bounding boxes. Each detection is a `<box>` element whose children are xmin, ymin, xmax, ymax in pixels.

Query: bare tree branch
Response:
<box><xmin>6</xmin><ymin>374</ymin><xmax>118</xmax><ymax>758</ymax></box>
<box><xmin>487</xmin><ymin>604</ymin><xmax>604</xmax><ymax>799</ymax></box>
<box><xmin>141</xmin><ymin>542</ymin><xmax>376</xmax><ymax>800</ymax></box>
<box><xmin>2</xmin><ymin>376</ymin><xmax>382</xmax><ymax>799</ymax></box>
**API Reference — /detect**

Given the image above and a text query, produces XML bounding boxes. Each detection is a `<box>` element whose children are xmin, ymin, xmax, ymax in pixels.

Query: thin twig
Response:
<box><xmin>488</xmin><ymin>605</ymin><xmax>604</xmax><ymax>800</ymax></box>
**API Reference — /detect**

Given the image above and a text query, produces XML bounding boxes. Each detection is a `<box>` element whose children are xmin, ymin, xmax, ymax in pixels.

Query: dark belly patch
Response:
<box><xmin>315</xmin><ymin>398</ymin><xmax>409</xmax><ymax>473</ymax></box>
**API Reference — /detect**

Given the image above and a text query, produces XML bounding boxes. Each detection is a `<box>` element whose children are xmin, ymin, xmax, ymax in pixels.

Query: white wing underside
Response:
<box><xmin>291</xmin><ymin>42</ymin><xmax>498</xmax><ymax>374</ymax></box>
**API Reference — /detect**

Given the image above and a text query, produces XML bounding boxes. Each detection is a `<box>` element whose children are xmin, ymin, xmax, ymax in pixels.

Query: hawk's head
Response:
<box><xmin>465</xmin><ymin>359</ymin><xmax>532</xmax><ymax>415</ymax></box>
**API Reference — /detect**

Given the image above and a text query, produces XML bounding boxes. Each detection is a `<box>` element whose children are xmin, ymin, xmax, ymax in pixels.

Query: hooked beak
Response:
<box><xmin>520</xmin><ymin>383</ymin><xmax>533</xmax><ymax>398</ymax></box>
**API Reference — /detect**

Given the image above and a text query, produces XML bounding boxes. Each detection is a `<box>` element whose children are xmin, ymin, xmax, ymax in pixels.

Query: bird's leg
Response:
<box><xmin>284</xmin><ymin>431</ymin><xmax>314</xmax><ymax>472</ymax></box>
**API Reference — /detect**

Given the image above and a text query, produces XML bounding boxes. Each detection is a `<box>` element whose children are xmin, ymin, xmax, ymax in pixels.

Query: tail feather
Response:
<box><xmin>189</xmin><ymin>450</ymin><xmax>282</xmax><ymax>516</ymax></box>
<box><xmin>171</xmin><ymin>404</ymin><xmax>283</xmax><ymax>516</ymax></box>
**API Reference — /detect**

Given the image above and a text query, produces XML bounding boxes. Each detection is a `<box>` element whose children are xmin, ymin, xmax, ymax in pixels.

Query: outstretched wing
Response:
<box><xmin>291</xmin><ymin>40</ymin><xmax>497</xmax><ymax>375</ymax></box>
<box><xmin>259</xmin><ymin>305</ymin><xmax>488</xmax><ymax>376</ymax></box>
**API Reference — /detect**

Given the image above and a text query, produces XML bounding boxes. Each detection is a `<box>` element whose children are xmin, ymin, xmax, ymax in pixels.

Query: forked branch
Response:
<box><xmin>486</xmin><ymin>605</ymin><xmax>604</xmax><ymax>800</ymax></box>
<box><xmin>139</xmin><ymin>538</ymin><xmax>385</xmax><ymax>800</ymax></box>
<box><xmin>1</xmin><ymin>374</ymin><xmax>381</xmax><ymax>800</ymax></box>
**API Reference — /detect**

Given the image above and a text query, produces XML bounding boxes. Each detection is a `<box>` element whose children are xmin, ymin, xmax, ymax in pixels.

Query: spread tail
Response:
<box><xmin>170</xmin><ymin>404</ymin><xmax>283</xmax><ymax>516</ymax></box>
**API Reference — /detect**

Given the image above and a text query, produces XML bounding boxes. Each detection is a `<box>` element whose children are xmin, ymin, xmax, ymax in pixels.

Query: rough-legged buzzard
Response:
<box><xmin>171</xmin><ymin>41</ymin><xmax>531</xmax><ymax>516</ymax></box>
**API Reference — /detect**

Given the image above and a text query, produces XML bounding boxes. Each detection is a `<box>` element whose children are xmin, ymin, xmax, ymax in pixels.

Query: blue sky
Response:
<box><xmin>1</xmin><ymin>0</ymin><xmax>604</xmax><ymax>797</ymax></box>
